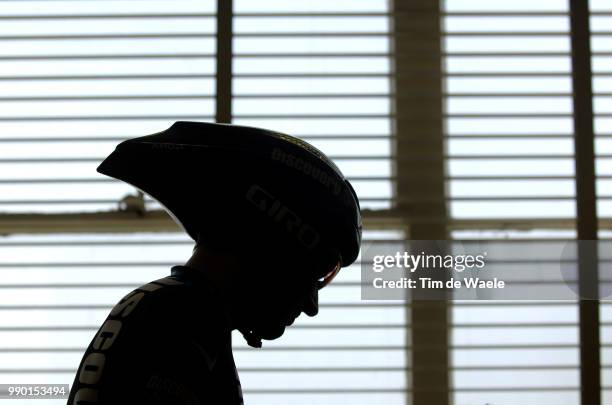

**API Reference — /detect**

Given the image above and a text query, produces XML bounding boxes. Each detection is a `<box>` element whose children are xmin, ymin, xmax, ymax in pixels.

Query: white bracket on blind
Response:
<box><xmin>118</xmin><ymin>190</ymin><xmax>146</xmax><ymax>217</ymax></box>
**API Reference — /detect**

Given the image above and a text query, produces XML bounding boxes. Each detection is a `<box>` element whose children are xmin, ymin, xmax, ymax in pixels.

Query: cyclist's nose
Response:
<box><xmin>303</xmin><ymin>285</ymin><xmax>319</xmax><ymax>317</ymax></box>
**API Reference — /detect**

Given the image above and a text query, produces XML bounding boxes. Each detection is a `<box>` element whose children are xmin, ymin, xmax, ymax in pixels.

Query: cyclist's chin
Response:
<box><xmin>253</xmin><ymin>321</ymin><xmax>287</xmax><ymax>341</ymax></box>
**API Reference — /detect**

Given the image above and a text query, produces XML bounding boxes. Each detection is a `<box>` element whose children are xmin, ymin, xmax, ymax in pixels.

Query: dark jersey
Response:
<box><xmin>67</xmin><ymin>265</ymin><xmax>244</xmax><ymax>405</ymax></box>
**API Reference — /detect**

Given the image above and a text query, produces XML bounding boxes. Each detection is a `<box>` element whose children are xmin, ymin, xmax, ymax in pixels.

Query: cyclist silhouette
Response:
<box><xmin>67</xmin><ymin>121</ymin><xmax>362</xmax><ymax>404</ymax></box>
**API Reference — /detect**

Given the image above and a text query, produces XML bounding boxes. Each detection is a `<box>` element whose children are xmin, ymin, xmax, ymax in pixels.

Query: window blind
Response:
<box><xmin>1</xmin><ymin>0</ymin><xmax>607</xmax><ymax>404</ymax></box>
<box><xmin>0</xmin><ymin>231</ymin><xmax>406</xmax><ymax>405</ymax></box>
<box><xmin>443</xmin><ymin>0</ymin><xmax>580</xmax><ymax>404</ymax></box>
<box><xmin>232</xmin><ymin>0</ymin><xmax>393</xmax><ymax>211</ymax></box>
<box><xmin>0</xmin><ymin>0</ymin><xmax>216</xmax><ymax>213</ymax></box>
<box><xmin>0</xmin><ymin>1</ymin><xmax>405</xmax><ymax>405</ymax></box>
<box><xmin>593</xmin><ymin>0</ymin><xmax>612</xmax><ymax>403</ymax></box>
<box><xmin>230</xmin><ymin>1</ymin><xmax>402</xmax><ymax>403</ymax></box>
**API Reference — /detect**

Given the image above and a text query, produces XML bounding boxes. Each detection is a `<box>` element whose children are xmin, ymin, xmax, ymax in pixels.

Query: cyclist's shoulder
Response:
<box><xmin>107</xmin><ymin>274</ymin><xmax>186</xmax><ymax>321</ymax></box>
